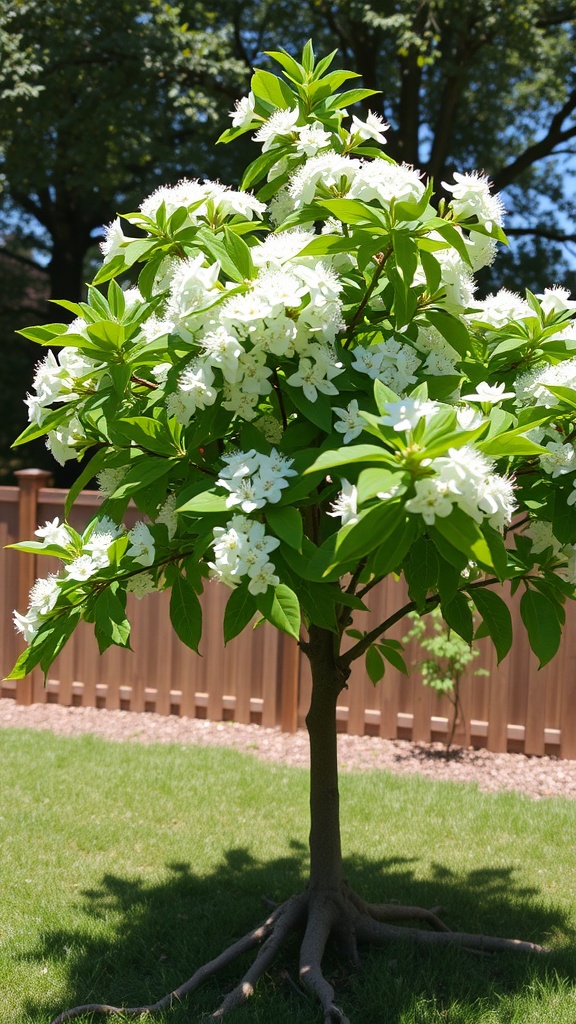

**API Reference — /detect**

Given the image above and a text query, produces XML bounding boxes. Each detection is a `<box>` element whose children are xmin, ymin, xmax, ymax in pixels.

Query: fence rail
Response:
<box><xmin>2</xmin><ymin>470</ymin><xmax>576</xmax><ymax>759</ymax></box>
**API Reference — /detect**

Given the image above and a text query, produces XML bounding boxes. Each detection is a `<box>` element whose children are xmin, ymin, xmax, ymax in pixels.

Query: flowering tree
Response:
<box><xmin>8</xmin><ymin>42</ymin><xmax>576</xmax><ymax>1024</ymax></box>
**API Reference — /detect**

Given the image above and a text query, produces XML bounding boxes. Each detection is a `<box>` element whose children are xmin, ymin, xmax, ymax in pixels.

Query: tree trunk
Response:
<box><xmin>48</xmin><ymin>233</ymin><xmax>90</xmax><ymax>305</ymax></box>
<box><xmin>304</xmin><ymin>625</ymin><xmax>348</xmax><ymax>893</ymax></box>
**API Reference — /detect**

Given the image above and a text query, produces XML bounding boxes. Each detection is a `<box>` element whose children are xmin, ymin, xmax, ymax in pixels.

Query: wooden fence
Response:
<box><xmin>2</xmin><ymin>469</ymin><xmax>576</xmax><ymax>759</ymax></box>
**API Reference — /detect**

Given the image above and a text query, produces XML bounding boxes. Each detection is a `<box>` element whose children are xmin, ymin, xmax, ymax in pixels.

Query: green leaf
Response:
<box><xmin>419</xmin><ymin>249</ymin><xmax>442</xmax><ymax>294</ymax></box>
<box><xmin>170</xmin><ymin>573</ymin><xmax>203</xmax><ymax>652</ymax></box>
<box><xmin>442</xmin><ymin>591</ymin><xmax>473</xmax><ymax>644</ymax></box>
<box><xmin>65</xmin><ymin>448</ymin><xmax>109</xmax><ymax>517</ymax></box>
<box><xmin>431</xmin><ymin>507</ymin><xmax>495</xmax><ymax>570</ymax></box>
<box><xmin>481</xmin><ymin>525</ymin><xmax>509</xmax><ymax>581</ymax></box>
<box><xmin>470</xmin><ymin>588</ymin><xmax>513</xmax><ymax>664</ymax></box>
<box><xmin>176</xmin><ymin>488</ymin><xmax>228</xmax><ymax>514</ymax></box>
<box><xmin>283</xmin><ymin>383</ymin><xmax>332</xmax><ymax>432</ymax></box>
<box><xmin>393</xmin><ymin>232</ymin><xmax>418</xmax><ymax>288</ymax></box>
<box><xmin>366</xmin><ymin>645</ymin><xmax>385</xmax><ymax>683</ymax></box>
<box><xmin>317</xmin><ymin>198</ymin><xmax>386</xmax><ymax>227</ymax></box>
<box><xmin>321</xmin><ymin>502</ymin><xmax>403</xmax><ymax>574</ymax></box>
<box><xmin>303</xmin><ymin>444</ymin><xmax>395</xmax><ymax>475</ymax></box>
<box><xmin>477</xmin><ymin>434</ymin><xmax>547</xmax><ymax>457</ymax></box>
<box><xmin>224</xmin><ymin>227</ymin><xmax>255</xmax><ymax>279</ymax></box>
<box><xmin>378</xmin><ymin>641</ymin><xmax>408</xmax><ymax>674</ymax></box>
<box><xmin>112</xmin><ymin>416</ymin><xmax>179</xmax><ymax>456</ymax></box>
<box><xmin>405</xmin><ymin>537</ymin><xmax>439</xmax><ymax>610</ymax></box>
<box><xmin>519</xmin><ymin>588</ymin><xmax>562</xmax><ymax>668</ymax></box>
<box><xmin>325</xmin><ymin>88</ymin><xmax>379</xmax><ymax>110</ymax></box>
<box><xmin>17</xmin><ymin>323</ymin><xmax>69</xmax><ymax>344</ymax></box>
<box><xmin>371</xmin><ymin>515</ymin><xmax>418</xmax><ymax>577</ymax></box>
<box><xmin>545</xmin><ymin>384</ymin><xmax>576</xmax><ymax>409</ymax></box>
<box><xmin>251</xmin><ymin>69</ymin><xmax>295</xmax><ymax>110</ymax></box>
<box><xmin>255</xmin><ymin>584</ymin><xmax>301</xmax><ymax>639</ymax></box>
<box><xmin>266</xmin><ymin>506</ymin><xmax>303</xmax><ymax>550</ymax></box>
<box><xmin>110</xmin><ymin>458</ymin><xmax>172</xmax><ymax>500</ymax></box>
<box><xmin>223</xmin><ymin>585</ymin><xmax>257</xmax><ymax>643</ymax></box>
<box><xmin>94</xmin><ymin>584</ymin><xmax>131</xmax><ymax>653</ymax></box>
<box><xmin>264</xmin><ymin>49</ymin><xmax>305</xmax><ymax>84</ymax></box>
<box><xmin>357</xmin><ymin>468</ymin><xmax>405</xmax><ymax>504</ymax></box>
<box><xmin>425</xmin><ymin>309</ymin><xmax>471</xmax><ymax>358</ymax></box>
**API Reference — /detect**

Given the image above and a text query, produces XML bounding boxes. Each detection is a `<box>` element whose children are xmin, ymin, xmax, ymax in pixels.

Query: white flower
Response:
<box><xmin>217</xmin><ymin>449</ymin><xmax>296</xmax><ymax>510</ymax></box>
<box><xmin>247</xmin><ymin>562</ymin><xmax>280</xmax><ymax>595</ymax></box>
<box><xmin>472</xmin><ymin>289</ymin><xmax>531</xmax><ymax>327</ymax></box>
<box><xmin>351</xmin><ymin>345</ymin><xmax>383</xmax><ymax>379</ymax></box>
<box><xmin>466</xmin><ymin>231</ymin><xmax>498</xmax><ymax>272</ymax></box>
<box><xmin>379</xmin><ymin>398</ymin><xmax>439</xmax><ymax>433</ymax></box>
<box><xmin>13</xmin><ymin>609</ymin><xmax>41</xmax><ymax>643</ymax></box>
<box><xmin>424</xmin><ymin>352</ymin><xmax>458</xmax><ymax>376</ymax></box>
<box><xmin>28</xmin><ymin>575</ymin><xmax>60</xmax><ymax>616</ymax></box>
<box><xmin>540</xmin><ymin>441</ymin><xmax>576</xmax><ymax>478</ymax></box>
<box><xmin>405</xmin><ymin>478</ymin><xmax>454</xmax><ymax>525</ymax></box>
<box><xmin>229</xmin><ymin>92</ymin><xmax>256</xmax><ymax>128</ymax></box>
<box><xmin>442</xmin><ymin>171</ymin><xmax>505</xmax><ymax>232</ymax></box>
<box><xmin>333</xmin><ymin>400</ymin><xmax>365</xmax><ymax>443</ymax></box>
<box><xmin>253</xmin><ymin>107</ymin><xmax>300</xmax><ymax>151</ymax></box>
<box><xmin>65</xmin><ymin>555</ymin><xmax>102</xmax><ymax>582</ymax></box>
<box><xmin>156</xmin><ymin>493</ymin><xmax>178</xmax><ymax>539</ymax></box>
<box><xmin>288</xmin><ymin>153</ymin><xmax>360</xmax><ymax>207</ymax></box>
<box><xmin>100</xmin><ymin>218</ymin><xmax>127</xmax><ymax>261</ymax></box>
<box><xmin>455</xmin><ymin>405</ymin><xmax>485</xmax><ymax>430</ymax></box>
<box><xmin>327</xmin><ymin>480</ymin><xmax>359</xmax><ymax>527</ymax></box>
<box><xmin>126</xmin><ymin>573</ymin><xmax>158</xmax><ymax>599</ymax></box>
<box><xmin>96</xmin><ymin>468</ymin><xmax>126</xmax><ymax>498</ymax></box>
<box><xmin>348</xmin><ymin>161</ymin><xmax>424</xmax><ymax>207</ymax></box>
<box><xmin>295</xmin><ymin>122</ymin><xmax>332</xmax><ymax>156</ymax></box>
<box><xmin>476</xmin><ymin>474</ymin><xmax>516</xmax><ymax>530</ymax></box>
<box><xmin>515</xmin><ymin>358</ymin><xmax>576</xmax><ymax>409</ymax></box>
<box><xmin>463</xmin><ymin>381</ymin><xmax>515</xmax><ymax>404</ymax></box>
<box><xmin>527</xmin><ymin>520</ymin><xmax>563</xmax><ymax>556</ymax></box>
<box><xmin>287</xmin><ymin>348</ymin><xmax>343</xmax><ymax>402</ymax></box>
<box><xmin>350</xmin><ymin>111</ymin><xmax>388</xmax><ymax>145</ymax></box>
<box><xmin>46</xmin><ymin>417</ymin><xmax>85</xmax><ymax>465</ymax></box>
<box><xmin>210</xmin><ymin>517</ymin><xmax>280</xmax><ymax>595</ymax></box>
<box><xmin>35</xmin><ymin>518</ymin><xmax>71</xmax><ymax>547</ymax></box>
<box><xmin>127</xmin><ymin>522</ymin><xmax>156</xmax><ymax>567</ymax></box>
<box><xmin>199</xmin><ymin>327</ymin><xmax>244</xmax><ymax>381</ymax></box>
<box><xmin>537</xmin><ymin>286</ymin><xmax>576</xmax><ymax>317</ymax></box>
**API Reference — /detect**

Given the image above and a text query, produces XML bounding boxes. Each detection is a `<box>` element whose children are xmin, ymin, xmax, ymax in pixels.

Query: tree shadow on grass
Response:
<box><xmin>23</xmin><ymin>846</ymin><xmax>576</xmax><ymax>1023</ymax></box>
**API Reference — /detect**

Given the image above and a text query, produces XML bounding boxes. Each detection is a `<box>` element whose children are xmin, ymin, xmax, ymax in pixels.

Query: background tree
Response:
<box><xmin>0</xmin><ymin>0</ymin><xmax>248</xmax><ymax>303</ymax></box>
<box><xmin>8</xmin><ymin>45</ymin><xmax>576</xmax><ymax>1024</ymax></box>
<box><xmin>2</xmin><ymin>1</ymin><xmax>576</xmax><ymax>479</ymax></box>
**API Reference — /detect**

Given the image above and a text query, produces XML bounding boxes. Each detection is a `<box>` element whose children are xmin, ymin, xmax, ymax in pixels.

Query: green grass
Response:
<box><xmin>1</xmin><ymin>728</ymin><xmax>575</xmax><ymax>1024</ymax></box>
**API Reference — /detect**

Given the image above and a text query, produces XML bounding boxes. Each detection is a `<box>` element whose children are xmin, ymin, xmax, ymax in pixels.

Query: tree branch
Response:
<box><xmin>505</xmin><ymin>226</ymin><xmax>576</xmax><ymax>243</ymax></box>
<box><xmin>341</xmin><ymin>576</ymin><xmax>500</xmax><ymax>669</ymax></box>
<box><xmin>492</xmin><ymin>88</ymin><xmax>576</xmax><ymax>192</ymax></box>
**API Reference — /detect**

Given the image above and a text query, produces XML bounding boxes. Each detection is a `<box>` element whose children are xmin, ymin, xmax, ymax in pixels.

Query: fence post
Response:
<box><xmin>14</xmin><ymin>468</ymin><xmax>53</xmax><ymax>705</ymax></box>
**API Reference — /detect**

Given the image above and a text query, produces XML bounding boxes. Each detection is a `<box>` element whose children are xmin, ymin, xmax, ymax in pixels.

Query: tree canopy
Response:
<box><xmin>8</xmin><ymin>45</ymin><xmax>576</xmax><ymax>1021</ymax></box>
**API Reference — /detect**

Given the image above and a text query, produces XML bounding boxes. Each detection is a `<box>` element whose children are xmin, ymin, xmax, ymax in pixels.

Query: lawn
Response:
<box><xmin>1</xmin><ymin>727</ymin><xmax>575</xmax><ymax>1024</ymax></box>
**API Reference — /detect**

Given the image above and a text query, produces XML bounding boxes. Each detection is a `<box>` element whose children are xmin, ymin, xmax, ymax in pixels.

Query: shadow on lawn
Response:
<box><xmin>26</xmin><ymin>846</ymin><xmax>576</xmax><ymax>1023</ymax></box>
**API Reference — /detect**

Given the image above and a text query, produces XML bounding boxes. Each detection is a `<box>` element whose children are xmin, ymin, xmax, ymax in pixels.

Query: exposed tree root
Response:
<box><xmin>49</xmin><ymin>885</ymin><xmax>549</xmax><ymax>1024</ymax></box>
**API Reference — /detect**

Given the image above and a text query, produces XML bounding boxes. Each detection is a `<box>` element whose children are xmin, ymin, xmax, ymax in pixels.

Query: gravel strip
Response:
<box><xmin>1</xmin><ymin>697</ymin><xmax>575</xmax><ymax>801</ymax></box>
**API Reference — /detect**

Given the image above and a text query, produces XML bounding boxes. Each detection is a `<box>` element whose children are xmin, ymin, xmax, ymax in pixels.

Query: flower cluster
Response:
<box><xmin>209</xmin><ymin>516</ymin><xmax>281</xmax><ymax>594</ymax></box>
<box><xmin>404</xmin><ymin>447</ymin><xmax>516</xmax><ymax>530</ymax></box>
<box><xmin>13</xmin><ymin>516</ymin><xmax>156</xmax><ymax>642</ymax></box>
<box><xmin>217</xmin><ymin>449</ymin><xmax>297</xmax><ymax>512</ymax></box>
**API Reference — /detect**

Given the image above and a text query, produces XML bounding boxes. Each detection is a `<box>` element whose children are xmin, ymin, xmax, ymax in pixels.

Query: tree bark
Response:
<box><xmin>304</xmin><ymin>625</ymin><xmax>349</xmax><ymax>893</ymax></box>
